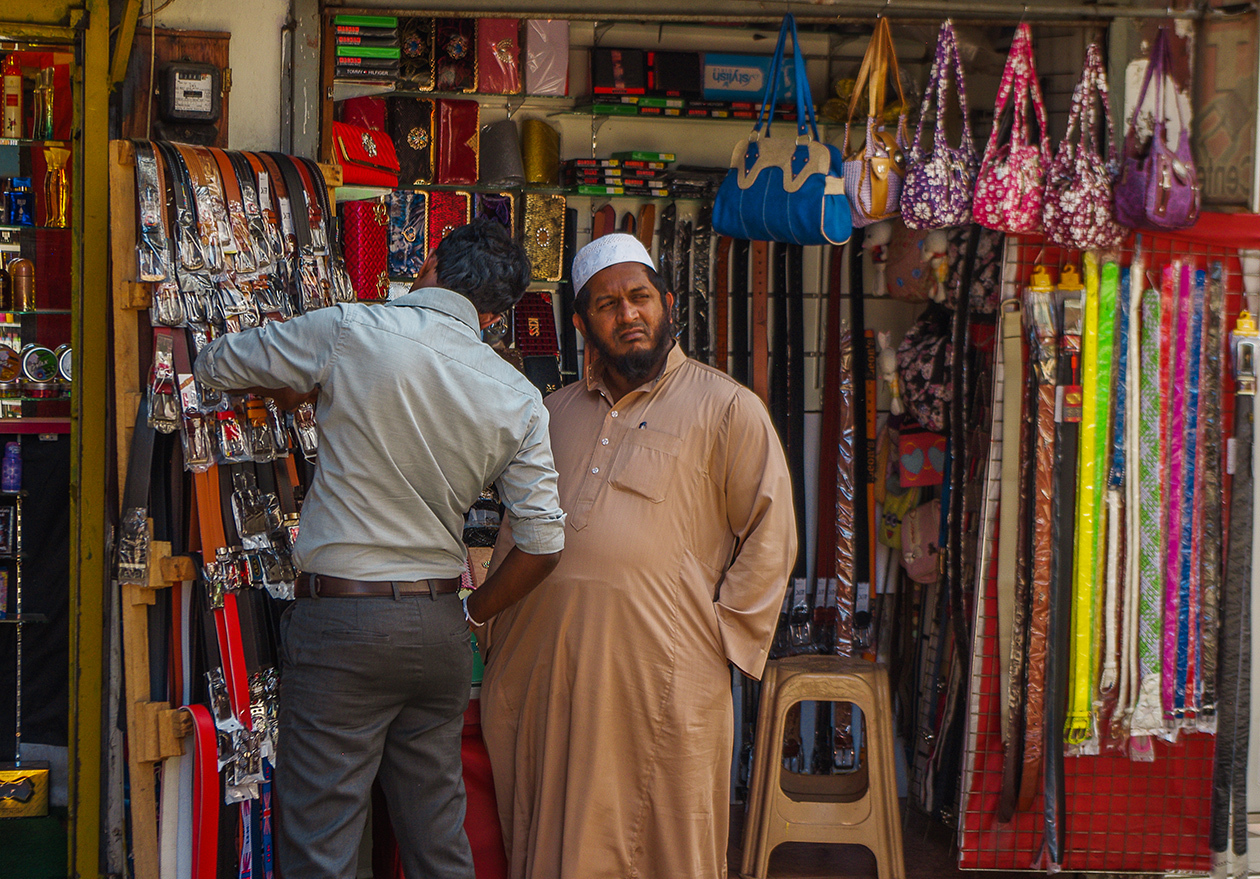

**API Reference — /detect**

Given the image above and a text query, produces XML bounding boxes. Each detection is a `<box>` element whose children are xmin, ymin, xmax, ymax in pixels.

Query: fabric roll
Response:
<box><xmin>1198</xmin><ymin>265</ymin><xmax>1225</xmax><ymax>716</ymax></box>
<box><xmin>1161</xmin><ymin>264</ymin><xmax>1184</xmax><ymax>718</ymax></box>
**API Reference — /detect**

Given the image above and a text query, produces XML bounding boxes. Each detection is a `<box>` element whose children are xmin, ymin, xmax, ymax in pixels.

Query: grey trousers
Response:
<box><xmin>275</xmin><ymin>591</ymin><xmax>474</xmax><ymax>879</ymax></box>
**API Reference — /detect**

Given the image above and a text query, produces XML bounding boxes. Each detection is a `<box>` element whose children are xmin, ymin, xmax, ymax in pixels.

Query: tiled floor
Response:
<box><xmin>727</xmin><ymin>803</ymin><xmax>1030</xmax><ymax>879</ymax></box>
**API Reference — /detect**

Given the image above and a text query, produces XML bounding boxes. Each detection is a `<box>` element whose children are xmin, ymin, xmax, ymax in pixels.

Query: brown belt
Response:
<box><xmin>295</xmin><ymin>573</ymin><xmax>462</xmax><ymax>599</ymax></box>
<box><xmin>751</xmin><ymin>239</ymin><xmax>770</xmax><ymax>404</ymax></box>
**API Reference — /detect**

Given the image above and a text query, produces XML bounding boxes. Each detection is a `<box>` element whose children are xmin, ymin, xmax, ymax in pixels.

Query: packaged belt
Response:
<box><xmin>523</xmin><ymin>193</ymin><xmax>565</xmax><ymax>282</ymax></box>
<box><xmin>426</xmin><ymin>190</ymin><xmax>470</xmax><ymax>255</ymax></box>
<box><xmin>388</xmin><ymin>96</ymin><xmax>434</xmax><ymax>185</ymax></box>
<box><xmin>387</xmin><ymin>190</ymin><xmax>427</xmax><ymax>279</ymax></box>
<box><xmin>434</xmin><ymin>18</ymin><xmax>477</xmax><ymax>93</ymax></box>
<box><xmin>397</xmin><ymin>17</ymin><xmax>435</xmax><ymax>91</ymax></box>
<box><xmin>477</xmin><ymin>19</ymin><xmax>522</xmax><ymax>94</ymax></box>
<box><xmin>341</xmin><ymin>199</ymin><xmax>389</xmax><ymax>300</ymax></box>
<box><xmin>434</xmin><ymin>98</ymin><xmax>479</xmax><ymax>185</ymax></box>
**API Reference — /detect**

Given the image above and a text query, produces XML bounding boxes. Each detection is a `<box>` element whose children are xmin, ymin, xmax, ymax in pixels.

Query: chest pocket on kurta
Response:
<box><xmin>608</xmin><ymin>427</ymin><xmax>683</xmax><ymax>503</ymax></box>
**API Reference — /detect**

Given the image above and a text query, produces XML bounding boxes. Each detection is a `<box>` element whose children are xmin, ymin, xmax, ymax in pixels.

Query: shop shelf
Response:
<box><xmin>331</xmin><ymin>80</ymin><xmax>577</xmax><ymax>110</ymax></box>
<box><xmin>0</xmin><ymin>417</ymin><xmax>71</xmax><ymax>434</ymax></box>
<box><xmin>0</xmin><ymin>614</ymin><xmax>48</xmax><ymax>625</ymax></box>
<box><xmin>0</xmin><ymin>138</ymin><xmax>71</xmax><ymax>148</ymax></box>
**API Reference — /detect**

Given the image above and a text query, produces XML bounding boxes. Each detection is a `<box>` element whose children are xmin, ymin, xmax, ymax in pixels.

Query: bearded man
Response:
<box><xmin>480</xmin><ymin>234</ymin><xmax>796</xmax><ymax>878</ymax></box>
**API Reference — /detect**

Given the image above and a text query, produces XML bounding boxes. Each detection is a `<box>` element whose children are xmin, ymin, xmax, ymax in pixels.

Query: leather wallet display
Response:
<box><xmin>523</xmin><ymin>193</ymin><xmax>565</xmax><ymax>282</ymax></box>
<box><xmin>521</xmin><ymin>118</ymin><xmax>560</xmax><ymax>185</ymax></box>
<box><xmin>388</xmin><ymin>96</ymin><xmax>434</xmax><ymax>185</ymax></box>
<box><xmin>342</xmin><ymin>199</ymin><xmax>390</xmax><ymax>300</ymax></box>
<box><xmin>398</xmin><ymin>17</ymin><xmax>435</xmax><ymax>90</ymax></box>
<box><xmin>592</xmin><ymin>48</ymin><xmax>647</xmax><ymax>95</ymax></box>
<box><xmin>331</xmin><ymin>120</ymin><xmax>400</xmax><ymax>187</ymax></box>
<box><xmin>387</xmin><ymin>190</ymin><xmax>427</xmax><ymax>278</ymax></box>
<box><xmin>474</xmin><ymin>191</ymin><xmax>515</xmax><ymax>236</ymax></box>
<box><xmin>524</xmin><ymin>20</ymin><xmax>568</xmax><ymax>96</ymax></box>
<box><xmin>426</xmin><ymin>190</ymin><xmax>471</xmax><ymax>255</ymax></box>
<box><xmin>477</xmin><ymin>18</ymin><xmax>522</xmax><ymax>94</ymax></box>
<box><xmin>340</xmin><ymin>95</ymin><xmax>387</xmax><ymax>131</ymax></box>
<box><xmin>435</xmin><ymin>18</ymin><xmax>477</xmax><ymax>93</ymax></box>
<box><xmin>435</xmin><ymin>99</ymin><xmax>479</xmax><ymax>185</ymax></box>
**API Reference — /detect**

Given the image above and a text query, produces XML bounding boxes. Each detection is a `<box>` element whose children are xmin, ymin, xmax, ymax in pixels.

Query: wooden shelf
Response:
<box><xmin>0</xmin><ymin>418</ymin><xmax>71</xmax><ymax>434</ymax></box>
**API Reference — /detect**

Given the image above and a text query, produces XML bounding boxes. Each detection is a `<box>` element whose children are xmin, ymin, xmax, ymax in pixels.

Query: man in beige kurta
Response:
<box><xmin>480</xmin><ymin>234</ymin><xmax>796</xmax><ymax>879</ymax></box>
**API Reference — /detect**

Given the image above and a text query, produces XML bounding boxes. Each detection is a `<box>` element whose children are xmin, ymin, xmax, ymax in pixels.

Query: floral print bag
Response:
<box><xmin>973</xmin><ymin>24</ymin><xmax>1051</xmax><ymax>234</ymax></box>
<box><xmin>900</xmin><ymin>21</ymin><xmax>978</xmax><ymax>230</ymax></box>
<box><xmin>1043</xmin><ymin>43</ymin><xmax>1125</xmax><ymax>250</ymax></box>
<box><xmin>896</xmin><ymin>301</ymin><xmax>954</xmax><ymax>433</ymax></box>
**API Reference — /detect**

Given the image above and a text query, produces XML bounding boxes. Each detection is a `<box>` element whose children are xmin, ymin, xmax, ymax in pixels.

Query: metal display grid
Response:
<box><xmin>956</xmin><ymin>222</ymin><xmax>1253</xmax><ymax>873</ymax></box>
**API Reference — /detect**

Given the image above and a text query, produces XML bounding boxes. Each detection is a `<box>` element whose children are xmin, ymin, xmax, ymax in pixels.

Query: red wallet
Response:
<box><xmin>342</xmin><ymin>200</ymin><xmax>390</xmax><ymax>300</ymax></box>
<box><xmin>340</xmin><ymin>96</ymin><xmax>388</xmax><ymax>132</ymax></box>
<box><xmin>435</xmin><ymin>99</ymin><xmax>479</xmax><ymax>185</ymax></box>
<box><xmin>477</xmin><ymin>19</ymin><xmax>521</xmax><ymax>94</ymax></box>
<box><xmin>332</xmin><ymin>121</ymin><xmax>400</xmax><ymax>187</ymax></box>
<box><xmin>427</xmin><ymin>190</ymin><xmax>471</xmax><ymax>255</ymax></box>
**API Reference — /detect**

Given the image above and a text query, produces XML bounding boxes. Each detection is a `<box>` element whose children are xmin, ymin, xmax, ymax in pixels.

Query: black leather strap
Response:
<box><xmin>787</xmin><ymin>244</ymin><xmax>806</xmax><ymax>583</ymax></box>
<box><xmin>731</xmin><ymin>240</ymin><xmax>750</xmax><ymax>385</ymax></box>
<box><xmin>692</xmin><ymin>205</ymin><xmax>712</xmax><ymax>365</ymax></box>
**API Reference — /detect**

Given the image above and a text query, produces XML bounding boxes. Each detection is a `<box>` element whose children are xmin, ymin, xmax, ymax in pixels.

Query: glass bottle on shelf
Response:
<box><xmin>2</xmin><ymin>55</ymin><xmax>20</xmax><ymax>139</ymax></box>
<box><xmin>9</xmin><ymin>257</ymin><xmax>32</xmax><ymax>310</ymax></box>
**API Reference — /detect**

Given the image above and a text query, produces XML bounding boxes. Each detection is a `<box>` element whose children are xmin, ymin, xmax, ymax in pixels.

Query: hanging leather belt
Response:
<box><xmin>658</xmin><ymin>203</ymin><xmax>676</xmax><ymax>309</ymax></box>
<box><xmin>713</xmin><ymin>236</ymin><xmax>732</xmax><ymax>374</ymax></box>
<box><xmin>751</xmin><ymin>239</ymin><xmax>770</xmax><ymax>404</ymax></box>
<box><xmin>995</xmin><ymin>299</ymin><xmax>1023</xmax><ymax>750</ymax></box>
<box><xmin>1019</xmin><ymin>275</ymin><xmax>1058</xmax><ymax>812</ymax></box>
<box><xmin>675</xmin><ymin>218</ymin><xmax>693</xmax><ymax>354</ymax></box>
<box><xmin>208</xmin><ymin>146</ymin><xmax>260</xmax><ymax>276</ymax></box>
<box><xmin>636</xmin><ymin>203</ymin><xmax>655</xmax><ymax>253</ymax></box>
<box><xmin>1044</xmin><ymin>286</ymin><xmax>1081</xmax><ymax>867</ymax></box>
<box><xmin>1198</xmin><ymin>266</ymin><xmax>1225</xmax><ymax>717</ymax></box>
<box><xmin>786</xmin><ymin>246</ymin><xmax>807</xmax><ymax>600</ymax></box>
<box><xmin>834</xmin><ymin>329</ymin><xmax>856</xmax><ymax>658</ymax></box>
<box><xmin>692</xmin><ymin>205</ymin><xmax>712</xmax><ymax>365</ymax></box>
<box><xmin>731</xmin><ymin>240</ymin><xmax>750</xmax><ymax>386</ymax></box>
<box><xmin>1211</xmin><ymin>306</ymin><xmax>1256</xmax><ymax>855</ymax></box>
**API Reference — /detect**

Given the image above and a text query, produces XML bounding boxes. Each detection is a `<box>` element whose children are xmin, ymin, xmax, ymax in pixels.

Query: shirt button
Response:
<box><xmin>601</xmin><ymin>438</ymin><xmax>609</xmax><ymax>445</ymax></box>
<box><xmin>611</xmin><ymin>411</ymin><xmax>619</xmax><ymax>417</ymax></box>
<box><xmin>592</xmin><ymin>467</ymin><xmax>600</xmax><ymax>474</ymax></box>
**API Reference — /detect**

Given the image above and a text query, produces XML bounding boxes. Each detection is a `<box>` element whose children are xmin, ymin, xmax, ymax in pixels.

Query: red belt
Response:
<box><xmin>295</xmin><ymin>573</ymin><xmax>462</xmax><ymax>598</ymax></box>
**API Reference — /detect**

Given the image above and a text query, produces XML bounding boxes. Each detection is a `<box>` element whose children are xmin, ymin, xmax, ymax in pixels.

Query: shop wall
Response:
<box><xmin>150</xmin><ymin>0</ymin><xmax>289</xmax><ymax>151</ymax></box>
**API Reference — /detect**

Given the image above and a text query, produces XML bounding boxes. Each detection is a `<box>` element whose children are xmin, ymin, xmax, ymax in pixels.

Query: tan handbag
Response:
<box><xmin>842</xmin><ymin>18</ymin><xmax>909</xmax><ymax>228</ymax></box>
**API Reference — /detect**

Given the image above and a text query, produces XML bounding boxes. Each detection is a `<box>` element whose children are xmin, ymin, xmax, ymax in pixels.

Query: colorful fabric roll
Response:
<box><xmin>1198</xmin><ymin>265</ymin><xmax>1224</xmax><ymax>715</ymax></box>
<box><xmin>1101</xmin><ymin>266</ymin><xmax>1130</xmax><ymax>695</ymax></box>
<box><xmin>1163</xmin><ymin>264</ymin><xmax>1189</xmax><ymax>718</ymax></box>
<box><xmin>1174</xmin><ymin>269</ymin><xmax>1205</xmax><ymax>715</ymax></box>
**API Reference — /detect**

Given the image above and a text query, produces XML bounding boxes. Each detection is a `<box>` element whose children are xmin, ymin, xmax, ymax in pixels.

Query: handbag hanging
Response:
<box><xmin>900</xmin><ymin>20</ymin><xmax>977</xmax><ymax>230</ymax></box>
<box><xmin>1114</xmin><ymin>27</ymin><xmax>1200</xmax><ymax>231</ymax></box>
<box><xmin>1043</xmin><ymin>43</ymin><xmax>1125</xmax><ymax>251</ymax></box>
<box><xmin>331</xmin><ymin>120</ymin><xmax>400</xmax><ymax>188</ymax></box>
<box><xmin>712</xmin><ymin>14</ymin><xmax>851</xmax><ymax>246</ymax></box>
<box><xmin>842</xmin><ymin>17</ymin><xmax>910</xmax><ymax>229</ymax></box>
<box><xmin>973</xmin><ymin>23</ymin><xmax>1051</xmax><ymax>234</ymax></box>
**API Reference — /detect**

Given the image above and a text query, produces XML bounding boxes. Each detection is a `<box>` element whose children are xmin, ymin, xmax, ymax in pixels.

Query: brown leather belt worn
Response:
<box><xmin>295</xmin><ymin>573</ymin><xmax>462</xmax><ymax>599</ymax></box>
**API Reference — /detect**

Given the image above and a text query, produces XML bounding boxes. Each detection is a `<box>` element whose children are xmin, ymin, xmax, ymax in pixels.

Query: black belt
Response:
<box><xmin>295</xmin><ymin>573</ymin><xmax>462</xmax><ymax>599</ymax></box>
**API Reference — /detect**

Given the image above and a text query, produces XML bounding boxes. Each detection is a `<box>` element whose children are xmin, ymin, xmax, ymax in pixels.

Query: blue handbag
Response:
<box><xmin>712</xmin><ymin>15</ymin><xmax>851</xmax><ymax>246</ymax></box>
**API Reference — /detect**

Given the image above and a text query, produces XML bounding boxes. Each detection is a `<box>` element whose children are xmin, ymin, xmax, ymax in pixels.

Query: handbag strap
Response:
<box><xmin>982</xmin><ymin>24</ymin><xmax>1049</xmax><ymax>167</ymax></box>
<box><xmin>910</xmin><ymin>20</ymin><xmax>975</xmax><ymax>163</ymax></box>
<box><xmin>843</xmin><ymin>18</ymin><xmax>907</xmax><ymax>153</ymax></box>
<box><xmin>755</xmin><ymin>15</ymin><xmax>822</xmax><ymax>143</ymax></box>
<box><xmin>1126</xmin><ymin>27</ymin><xmax>1187</xmax><ymax>150</ymax></box>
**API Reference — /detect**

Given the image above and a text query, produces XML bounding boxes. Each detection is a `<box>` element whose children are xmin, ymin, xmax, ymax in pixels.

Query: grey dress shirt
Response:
<box><xmin>194</xmin><ymin>287</ymin><xmax>565</xmax><ymax>580</ymax></box>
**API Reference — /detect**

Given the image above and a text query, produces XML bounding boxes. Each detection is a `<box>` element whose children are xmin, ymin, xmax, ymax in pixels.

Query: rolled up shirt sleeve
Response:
<box><xmin>495</xmin><ymin>399</ymin><xmax>566</xmax><ymax>555</ymax></box>
<box><xmin>194</xmin><ymin>307</ymin><xmax>346</xmax><ymax>393</ymax></box>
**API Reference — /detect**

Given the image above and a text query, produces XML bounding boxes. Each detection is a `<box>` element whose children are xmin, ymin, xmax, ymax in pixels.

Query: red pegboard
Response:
<box><xmin>957</xmin><ymin>214</ymin><xmax>1258</xmax><ymax>873</ymax></box>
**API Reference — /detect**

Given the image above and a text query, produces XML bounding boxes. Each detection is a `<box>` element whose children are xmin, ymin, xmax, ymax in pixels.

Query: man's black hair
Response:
<box><xmin>573</xmin><ymin>265</ymin><xmax>668</xmax><ymax>318</ymax></box>
<box><xmin>433</xmin><ymin>217</ymin><xmax>532</xmax><ymax>315</ymax></box>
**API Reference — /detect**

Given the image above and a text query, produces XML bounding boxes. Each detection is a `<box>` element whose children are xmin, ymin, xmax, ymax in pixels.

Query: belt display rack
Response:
<box><xmin>108</xmin><ymin>138</ymin><xmax>345</xmax><ymax>879</ymax></box>
<box><xmin>957</xmin><ymin>216</ymin><xmax>1260</xmax><ymax>873</ymax></box>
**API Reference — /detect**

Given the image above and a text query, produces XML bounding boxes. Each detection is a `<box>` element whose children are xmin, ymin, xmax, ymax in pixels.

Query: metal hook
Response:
<box><xmin>879</xmin><ymin>0</ymin><xmax>891</xmax><ymax>17</ymax></box>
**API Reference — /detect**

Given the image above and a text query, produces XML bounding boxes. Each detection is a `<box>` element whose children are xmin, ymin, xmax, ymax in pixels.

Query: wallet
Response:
<box><xmin>477</xmin><ymin>18</ymin><xmax>522</xmax><ymax>94</ymax></box>
<box><xmin>427</xmin><ymin>190</ymin><xmax>471</xmax><ymax>255</ymax></box>
<box><xmin>331</xmin><ymin>121</ymin><xmax>399</xmax><ymax>187</ymax></box>
<box><xmin>435</xmin><ymin>18</ymin><xmax>477</xmax><ymax>93</ymax></box>
<box><xmin>387</xmin><ymin>190</ymin><xmax>427</xmax><ymax>278</ymax></box>
<box><xmin>342</xmin><ymin>199</ymin><xmax>390</xmax><ymax>300</ymax></box>
<box><xmin>523</xmin><ymin>193</ymin><xmax>565</xmax><ymax>282</ymax></box>
<box><xmin>435</xmin><ymin>98</ymin><xmax>479</xmax><ymax>185</ymax></box>
<box><xmin>397</xmin><ymin>17</ymin><xmax>435</xmax><ymax>90</ymax></box>
<box><xmin>388</xmin><ymin>97</ymin><xmax>435</xmax><ymax>185</ymax></box>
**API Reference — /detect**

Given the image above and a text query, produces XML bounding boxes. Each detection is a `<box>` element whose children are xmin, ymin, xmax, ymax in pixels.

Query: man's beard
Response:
<box><xmin>589</xmin><ymin>313</ymin><xmax>674</xmax><ymax>383</ymax></box>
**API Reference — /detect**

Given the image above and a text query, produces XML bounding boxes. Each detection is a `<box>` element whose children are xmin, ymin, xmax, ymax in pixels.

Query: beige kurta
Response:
<box><xmin>481</xmin><ymin>343</ymin><xmax>797</xmax><ymax>879</ymax></box>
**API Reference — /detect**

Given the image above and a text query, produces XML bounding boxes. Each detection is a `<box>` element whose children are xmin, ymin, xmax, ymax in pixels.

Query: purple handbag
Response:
<box><xmin>1043</xmin><ymin>43</ymin><xmax>1125</xmax><ymax>250</ymax></box>
<box><xmin>1114</xmin><ymin>27</ymin><xmax>1200</xmax><ymax>231</ymax></box>
<box><xmin>900</xmin><ymin>21</ymin><xmax>978</xmax><ymax>230</ymax></box>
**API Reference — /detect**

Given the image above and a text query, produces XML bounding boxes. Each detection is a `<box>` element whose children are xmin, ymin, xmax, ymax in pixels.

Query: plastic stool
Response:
<box><xmin>740</xmin><ymin>656</ymin><xmax>905</xmax><ymax>879</ymax></box>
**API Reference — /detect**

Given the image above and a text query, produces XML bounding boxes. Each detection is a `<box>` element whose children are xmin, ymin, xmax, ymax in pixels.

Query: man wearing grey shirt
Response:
<box><xmin>194</xmin><ymin>218</ymin><xmax>565</xmax><ymax>879</ymax></box>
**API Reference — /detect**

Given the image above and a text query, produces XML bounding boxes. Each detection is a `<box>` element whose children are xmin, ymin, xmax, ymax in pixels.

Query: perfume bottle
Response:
<box><xmin>7</xmin><ymin>178</ymin><xmax>32</xmax><ymax>226</ymax></box>
<box><xmin>2</xmin><ymin>55</ymin><xmax>21</xmax><ymax>139</ymax></box>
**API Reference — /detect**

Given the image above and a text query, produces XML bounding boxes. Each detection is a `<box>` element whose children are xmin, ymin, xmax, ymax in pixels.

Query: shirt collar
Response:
<box><xmin>586</xmin><ymin>340</ymin><xmax>687</xmax><ymax>401</ymax></box>
<box><xmin>388</xmin><ymin>287</ymin><xmax>481</xmax><ymax>334</ymax></box>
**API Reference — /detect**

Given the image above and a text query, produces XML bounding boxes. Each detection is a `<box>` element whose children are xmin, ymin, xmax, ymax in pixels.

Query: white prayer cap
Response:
<box><xmin>570</xmin><ymin>233</ymin><xmax>657</xmax><ymax>297</ymax></box>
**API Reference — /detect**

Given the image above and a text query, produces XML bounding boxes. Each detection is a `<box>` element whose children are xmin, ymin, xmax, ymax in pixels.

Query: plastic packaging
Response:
<box><xmin>524</xmin><ymin>20</ymin><xmax>568</xmax><ymax>96</ymax></box>
<box><xmin>1</xmin><ymin>442</ymin><xmax>19</xmax><ymax>493</ymax></box>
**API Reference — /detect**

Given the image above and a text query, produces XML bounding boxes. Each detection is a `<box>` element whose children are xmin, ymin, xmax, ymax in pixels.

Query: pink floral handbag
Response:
<box><xmin>1043</xmin><ymin>43</ymin><xmax>1125</xmax><ymax>250</ymax></box>
<box><xmin>973</xmin><ymin>24</ymin><xmax>1051</xmax><ymax>234</ymax></box>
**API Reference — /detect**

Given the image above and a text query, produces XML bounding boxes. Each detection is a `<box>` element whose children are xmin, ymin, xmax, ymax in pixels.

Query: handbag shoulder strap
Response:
<box><xmin>1023</xmin><ymin>32</ymin><xmax>1051</xmax><ymax>166</ymax></box>
<box><xmin>1126</xmin><ymin>27</ymin><xmax>1168</xmax><ymax>141</ymax></box>
<box><xmin>754</xmin><ymin>16</ymin><xmax>792</xmax><ymax>137</ymax></box>
<box><xmin>911</xmin><ymin>20</ymin><xmax>974</xmax><ymax>161</ymax></box>
<box><xmin>981</xmin><ymin>23</ymin><xmax>1032</xmax><ymax>159</ymax></box>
